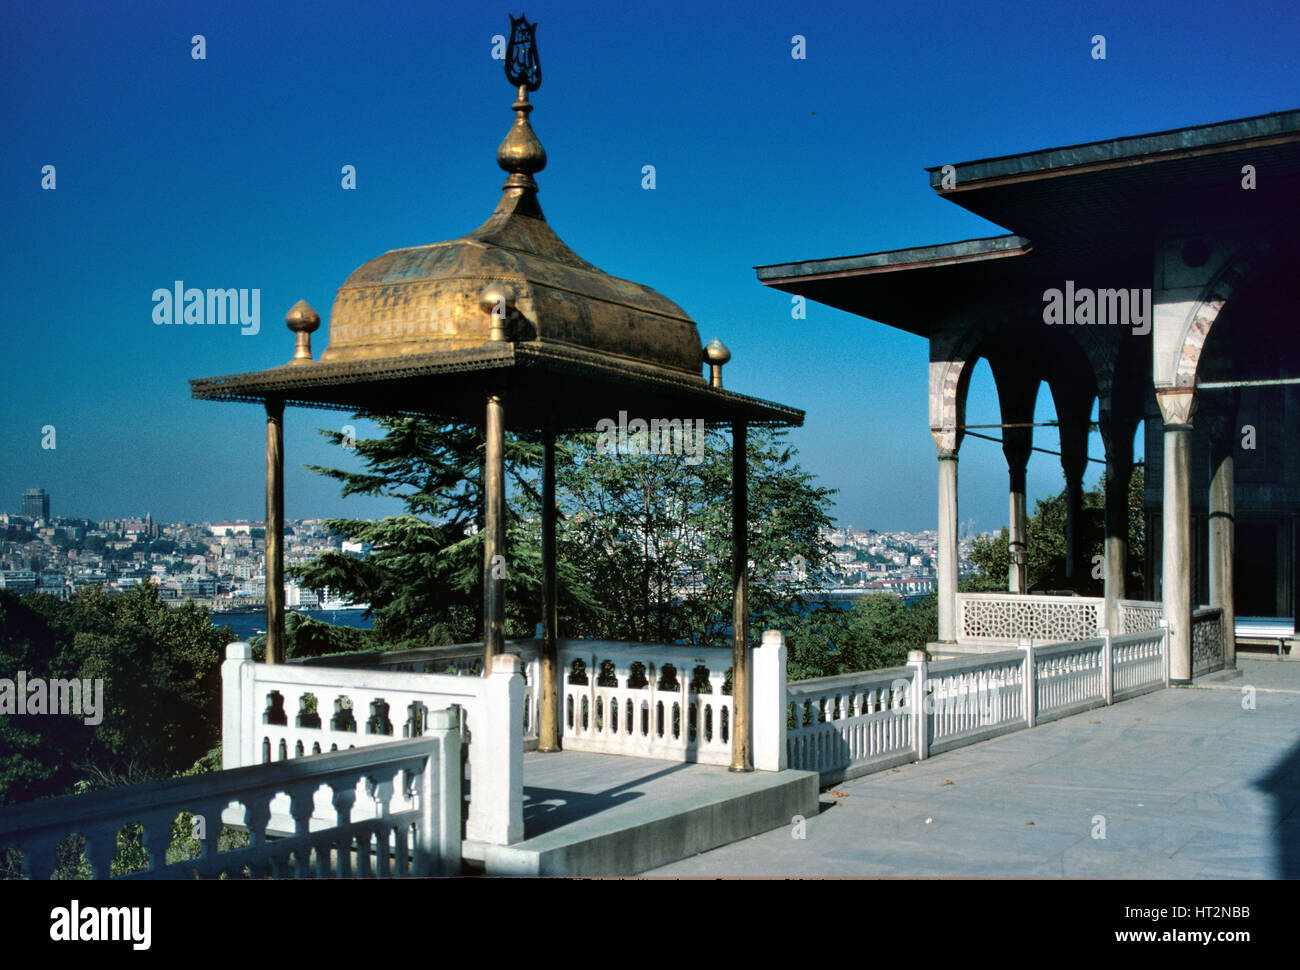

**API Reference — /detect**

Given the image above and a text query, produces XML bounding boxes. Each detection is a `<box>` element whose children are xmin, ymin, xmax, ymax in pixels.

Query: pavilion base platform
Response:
<box><xmin>463</xmin><ymin>751</ymin><xmax>818</xmax><ymax>876</ymax></box>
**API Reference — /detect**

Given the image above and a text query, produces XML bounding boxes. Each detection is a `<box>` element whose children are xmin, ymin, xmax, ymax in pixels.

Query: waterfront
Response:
<box><xmin>213</xmin><ymin>608</ymin><xmax>374</xmax><ymax>640</ymax></box>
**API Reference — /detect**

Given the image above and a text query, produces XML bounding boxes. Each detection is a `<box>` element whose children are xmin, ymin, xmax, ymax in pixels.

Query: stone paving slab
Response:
<box><xmin>644</xmin><ymin>666</ymin><xmax>1300</xmax><ymax>878</ymax></box>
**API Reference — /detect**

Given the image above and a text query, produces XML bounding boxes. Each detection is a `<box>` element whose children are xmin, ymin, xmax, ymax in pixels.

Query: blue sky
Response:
<box><xmin>2</xmin><ymin>0</ymin><xmax>1297</xmax><ymax>531</ymax></box>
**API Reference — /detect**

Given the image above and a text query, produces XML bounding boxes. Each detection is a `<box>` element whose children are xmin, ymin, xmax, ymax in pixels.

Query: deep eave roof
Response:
<box><xmin>190</xmin><ymin>341</ymin><xmax>804</xmax><ymax>432</ymax></box>
<box><xmin>757</xmin><ymin>108</ymin><xmax>1300</xmax><ymax>338</ymax></box>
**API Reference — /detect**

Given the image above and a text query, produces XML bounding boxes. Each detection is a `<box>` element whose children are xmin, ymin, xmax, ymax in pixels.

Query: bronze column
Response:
<box><xmin>538</xmin><ymin>428</ymin><xmax>561</xmax><ymax>750</ymax></box>
<box><xmin>483</xmin><ymin>390</ymin><xmax>507</xmax><ymax>670</ymax></box>
<box><xmin>730</xmin><ymin>420</ymin><xmax>752</xmax><ymax>772</ymax></box>
<box><xmin>265</xmin><ymin>396</ymin><xmax>285</xmax><ymax>664</ymax></box>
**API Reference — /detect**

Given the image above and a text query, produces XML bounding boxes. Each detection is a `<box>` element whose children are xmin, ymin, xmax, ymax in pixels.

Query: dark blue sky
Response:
<box><xmin>3</xmin><ymin>0</ymin><xmax>1297</xmax><ymax>530</ymax></box>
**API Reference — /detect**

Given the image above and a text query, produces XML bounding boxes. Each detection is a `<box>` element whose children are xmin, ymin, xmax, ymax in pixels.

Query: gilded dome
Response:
<box><xmin>319</xmin><ymin>90</ymin><xmax>704</xmax><ymax>378</ymax></box>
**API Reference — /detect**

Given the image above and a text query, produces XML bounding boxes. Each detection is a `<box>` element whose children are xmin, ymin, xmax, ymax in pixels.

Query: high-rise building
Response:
<box><xmin>21</xmin><ymin>488</ymin><xmax>50</xmax><ymax>522</ymax></box>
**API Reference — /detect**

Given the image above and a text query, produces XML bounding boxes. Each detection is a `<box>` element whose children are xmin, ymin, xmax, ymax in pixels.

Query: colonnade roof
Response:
<box><xmin>756</xmin><ymin>108</ymin><xmax>1300</xmax><ymax>341</ymax></box>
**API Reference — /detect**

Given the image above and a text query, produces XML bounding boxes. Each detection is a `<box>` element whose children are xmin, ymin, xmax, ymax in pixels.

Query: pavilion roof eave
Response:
<box><xmin>755</xmin><ymin>233</ymin><xmax>1030</xmax><ymax>283</ymax></box>
<box><xmin>922</xmin><ymin>107</ymin><xmax>1300</xmax><ymax>191</ymax></box>
<box><xmin>754</xmin><ymin>233</ymin><xmax>1034</xmax><ymax>339</ymax></box>
<box><xmin>189</xmin><ymin>339</ymin><xmax>804</xmax><ymax>432</ymax></box>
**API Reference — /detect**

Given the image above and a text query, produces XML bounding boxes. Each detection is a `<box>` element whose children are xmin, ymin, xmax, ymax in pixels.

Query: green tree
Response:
<box><xmin>293</xmin><ymin>416</ymin><xmax>838</xmax><ymax>653</ymax></box>
<box><xmin>0</xmin><ymin>582</ymin><xmax>230</xmax><ymax>807</ymax></box>
<box><xmin>291</xmin><ymin>414</ymin><xmax>568</xmax><ymax>648</ymax></box>
<box><xmin>553</xmin><ymin>426</ymin><xmax>836</xmax><ymax>647</ymax></box>
<box><xmin>968</xmin><ymin>464</ymin><xmax>1145</xmax><ymax>595</ymax></box>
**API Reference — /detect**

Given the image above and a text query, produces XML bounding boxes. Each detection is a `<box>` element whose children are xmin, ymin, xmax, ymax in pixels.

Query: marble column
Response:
<box><xmin>1206</xmin><ymin>406</ymin><xmax>1237</xmax><ymax>668</ymax></box>
<box><xmin>1004</xmin><ymin>432</ymin><xmax>1031</xmax><ymax>594</ymax></box>
<box><xmin>1099</xmin><ymin>415</ymin><xmax>1137</xmax><ymax>633</ymax></box>
<box><xmin>937</xmin><ymin>451</ymin><xmax>959</xmax><ymax>644</ymax></box>
<box><xmin>1158</xmin><ymin>388</ymin><xmax>1196</xmax><ymax>683</ymax></box>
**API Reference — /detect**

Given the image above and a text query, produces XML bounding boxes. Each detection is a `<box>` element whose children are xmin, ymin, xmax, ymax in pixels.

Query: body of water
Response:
<box><xmin>211</xmin><ymin>592</ymin><xmax>926</xmax><ymax>642</ymax></box>
<box><xmin>213</xmin><ymin>609</ymin><xmax>374</xmax><ymax>640</ymax></box>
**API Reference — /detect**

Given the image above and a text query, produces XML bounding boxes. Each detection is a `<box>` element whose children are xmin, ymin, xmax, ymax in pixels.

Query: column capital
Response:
<box><xmin>1156</xmin><ymin>387</ymin><xmax>1197</xmax><ymax>427</ymax></box>
<box><xmin>931</xmin><ymin>428</ymin><xmax>961</xmax><ymax>457</ymax></box>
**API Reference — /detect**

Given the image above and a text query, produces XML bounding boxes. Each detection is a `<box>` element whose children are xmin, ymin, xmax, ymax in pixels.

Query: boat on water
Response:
<box><xmin>319</xmin><ymin>599</ymin><xmax>371</xmax><ymax>612</ymax></box>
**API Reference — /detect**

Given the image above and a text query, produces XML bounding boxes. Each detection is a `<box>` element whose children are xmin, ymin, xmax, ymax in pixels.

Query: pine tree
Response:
<box><xmin>292</xmin><ymin>415</ymin><xmax>839</xmax><ymax>651</ymax></box>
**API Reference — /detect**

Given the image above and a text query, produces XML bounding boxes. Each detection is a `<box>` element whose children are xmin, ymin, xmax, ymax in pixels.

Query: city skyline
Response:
<box><xmin>3</xmin><ymin>1</ymin><xmax>1296</xmax><ymax>530</ymax></box>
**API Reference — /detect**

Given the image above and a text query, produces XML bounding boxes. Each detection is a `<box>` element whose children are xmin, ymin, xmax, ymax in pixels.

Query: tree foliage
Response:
<box><xmin>293</xmin><ymin>417</ymin><xmax>839</xmax><ymax>651</ymax></box>
<box><xmin>293</xmin><ymin>415</ymin><xmax>940</xmax><ymax>680</ymax></box>
<box><xmin>0</xmin><ymin>582</ymin><xmax>229</xmax><ymax>807</ymax></box>
<box><xmin>967</xmin><ymin>464</ymin><xmax>1145</xmax><ymax>595</ymax></box>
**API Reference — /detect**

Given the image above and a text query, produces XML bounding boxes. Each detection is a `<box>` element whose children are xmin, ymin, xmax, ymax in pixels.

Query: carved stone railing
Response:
<box><xmin>1032</xmin><ymin>638</ymin><xmax>1106</xmax><ymax>723</ymax></box>
<box><xmin>556</xmin><ymin>640</ymin><xmax>734</xmax><ymax>766</ymax></box>
<box><xmin>956</xmin><ymin>592</ymin><xmax>1102</xmax><ymax>644</ymax></box>
<box><xmin>1111</xmin><ymin>627</ymin><xmax>1167</xmax><ymax>700</ymax></box>
<box><xmin>223</xmin><ymin>643</ymin><xmax>524</xmax><ymax>848</ymax></box>
<box><xmin>786</xmin><ymin>668</ymin><xmax>915</xmax><ymax>783</ymax></box>
<box><xmin>297</xmin><ymin>639</ymin><xmax>542</xmax><ymax>747</ymax></box>
<box><xmin>1192</xmin><ymin>607</ymin><xmax>1226</xmax><ymax>677</ymax></box>
<box><xmin>0</xmin><ymin>732</ymin><xmax>461</xmax><ymax>879</ymax></box>
<box><xmin>1118</xmin><ymin>599</ymin><xmax>1164</xmax><ymax>635</ymax></box>
<box><xmin>553</xmin><ymin>634</ymin><xmax>788</xmax><ymax>769</ymax></box>
<box><xmin>926</xmin><ymin>650</ymin><xmax>1026</xmax><ymax>754</ymax></box>
<box><xmin>785</xmin><ymin>626</ymin><xmax>1171</xmax><ymax>784</ymax></box>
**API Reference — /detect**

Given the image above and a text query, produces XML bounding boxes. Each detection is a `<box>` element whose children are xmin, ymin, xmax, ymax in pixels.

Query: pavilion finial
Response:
<box><xmin>286</xmin><ymin>300</ymin><xmax>320</xmax><ymax>365</ymax></box>
<box><xmin>505</xmin><ymin>13</ymin><xmax>541</xmax><ymax>92</ymax></box>
<box><xmin>705</xmin><ymin>338</ymin><xmax>731</xmax><ymax>387</ymax></box>
<box><xmin>497</xmin><ymin>14</ymin><xmax>546</xmax><ymax>194</ymax></box>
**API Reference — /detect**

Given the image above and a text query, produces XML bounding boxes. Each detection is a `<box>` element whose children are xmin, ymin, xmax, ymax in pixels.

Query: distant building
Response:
<box><xmin>167</xmin><ymin>576</ymin><xmax>217</xmax><ymax>599</ymax></box>
<box><xmin>212</xmin><ymin>520</ymin><xmax>262</xmax><ymax>537</ymax></box>
<box><xmin>879</xmin><ymin>577</ymin><xmax>935</xmax><ymax>596</ymax></box>
<box><xmin>0</xmin><ymin>569</ymin><xmax>38</xmax><ymax>593</ymax></box>
<box><xmin>122</xmin><ymin>513</ymin><xmax>158</xmax><ymax>540</ymax></box>
<box><xmin>21</xmin><ymin>488</ymin><xmax>50</xmax><ymax>522</ymax></box>
<box><xmin>285</xmin><ymin>584</ymin><xmax>320</xmax><ymax>608</ymax></box>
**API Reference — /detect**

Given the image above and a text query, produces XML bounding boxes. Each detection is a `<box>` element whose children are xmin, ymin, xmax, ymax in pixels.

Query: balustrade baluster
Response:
<box><xmin>243</xmin><ymin>799</ymin><xmax>272</xmax><ymax>847</ymax></box>
<box><xmin>193</xmin><ymin>802</ymin><xmax>224</xmax><ymax>870</ymax></box>
<box><xmin>84</xmin><ymin>825</ymin><xmax>118</xmax><ymax>879</ymax></box>
<box><xmin>288</xmin><ymin>784</ymin><xmax>317</xmax><ymax>837</ymax></box>
<box><xmin>141</xmin><ymin>812</ymin><xmax>174</xmax><ymax>872</ymax></box>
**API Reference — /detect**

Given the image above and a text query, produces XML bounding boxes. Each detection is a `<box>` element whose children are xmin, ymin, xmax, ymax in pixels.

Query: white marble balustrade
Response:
<box><xmin>925</xmin><ymin>651</ymin><xmax>1026</xmax><ymax>753</ymax></box>
<box><xmin>1111</xmin><ymin>628</ymin><xmax>1168</xmax><ymax>699</ymax></box>
<box><xmin>556</xmin><ymin>639</ymin><xmax>737</xmax><ymax>766</ymax></box>
<box><xmin>1033</xmin><ymin>638</ymin><xmax>1106</xmax><ymax>723</ymax></box>
<box><xmin>1118</xmin><ymin>599</ymin><xmax>1165</xmax><ymax>635</ymax></box>
<box><xmin>785</xmin><ymin>622</ymin><xmax>1172</xmax><ymax>782</ymax></box>
<box><xmin>0</xmin><ymin>731</ymin><xmax>461</xmax><ymax>879</ymax></box>
<box><xmin>956</xmin><ymin>592</ymin><xmax>1103</xmax><ymax>644</ymax></box>
<box><xmin>295</xmin><ymin>639</ymin><xmax>543</xmax><ymax>746</ymax></box>
<box><xmin>786</xmin><ymin>668</ymin><xmax>915</xmax><ymax>782</ymax></box>
<box><xmin>224</xmin><ymin>644</ymin><xmax>524</xmax><ymax>847</ymax></box>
